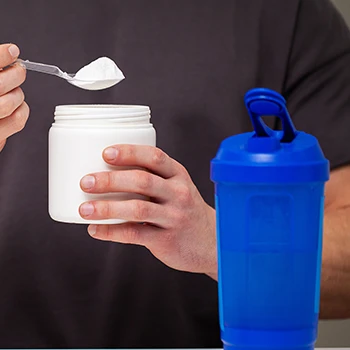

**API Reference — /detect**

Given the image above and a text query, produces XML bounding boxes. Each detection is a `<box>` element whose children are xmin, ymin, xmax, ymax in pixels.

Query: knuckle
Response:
<box><xmin>176</xmin><ymin>184</ymin><xmax>192</xmax><ymax>205</ymax></box>
<box><xmin>0</xmin><ymin>97</ymin><xmax>14</xmax><ymax>118</ymax></box>
<box><xmin>122</xmin><ymin>145</ymin><xmax>134</xmax><ymax>161</ymax></box>
<box><xmin>24</xmin><ymin>103</ymin><xmax>30</xmax><ymax>121</ymax></box>
<box><xmin>23</xmin><ymin>101</ymin><xmax>30</xmax><ymax>115</ymax></box>
<box><xmin>151</xmin><ymin>148</ymin><xmax>167</xmax><ymax>166</ymax></box>
<box><xmin>13</xmin><ymin>65</ymin><xmax>26</xmax><ymax>84</ymax></box>
<box><xmin>133</xmin><ymin>201</ymin><xmax>149</xmax><ymax>221</ymax></box>
<box><xmin>18</xmin><ymin>65</ymin><xmax>27</xmax><ymax>82</ymax></box>
<box><xmin>0</xmin><ymin>88</ymin><xmax>24</xmax><ymax>117</ymax></box>
<box><xmin>99</xmin><ymin>201</ymin><xmax>111</xmax><ymax>218</ymax></box>
<box><xmin>161</xmin><ymin>230</ymin><xmax>174</xmax><ymax>245</ymax></box>
<box><xmin>170</xmin><ymin>208</ymin><xmax>189</xmax><ymax>229</ymax></box>
<box><xmin>173</xmin><ymin>208</ymin><xmax>187</xmax><ymax>224</ymax></box>
<box><xmin>105</xmin><ymin>171</ymin><xmax>114</xmax><ymax>189</ymax></box>
<box><xmin>16</xmin><ymin>87</ymin><xmax>25</xmax><ymax>102</ymax></box>
<box><xmin>12</xmin><ymin>104</ymin><xmax>29</xmax><ymax>132</ymax></box>
<box><xmin>0</xmin><ymin>77</ymin><xmax>5</xmax><ymax>95</ymax></box>
<box><xmin>123</xmin><ymin>224</ymin><xmax>140</xmax><ymax>242</ymax></box>
<box><xmin>137</xmin><ymin>172</ymin><xmax>153</xmax><ymax>190</ymax></box>
<box><xmin>105</xmin><ymin>225</ymin><xmax>114</xmax><ymax>240</ymax></box>
<box><xmin>178</xmin><ymin>164</ymin><xmax>190</xmax><ymax>178</ymax></box>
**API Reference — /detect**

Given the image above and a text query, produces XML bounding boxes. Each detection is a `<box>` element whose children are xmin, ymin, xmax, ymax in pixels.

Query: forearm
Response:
<box><xmin>320</xmin><ymin>206</ymin><xmax>350</xmax><ymax>319</ymax></box>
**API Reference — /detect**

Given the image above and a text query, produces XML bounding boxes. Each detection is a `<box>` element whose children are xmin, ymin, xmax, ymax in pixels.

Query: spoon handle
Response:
<box><xmin>16</xmin><ymin>59</ymin><xmax>70</xmax><ymax>79</ymax></box>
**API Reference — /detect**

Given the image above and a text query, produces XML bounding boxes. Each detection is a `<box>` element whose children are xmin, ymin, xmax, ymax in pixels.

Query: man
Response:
<box><xmin>0</xmin><ymin>0</ymin><xmax>349</xmax><ymax>347</ymax></box>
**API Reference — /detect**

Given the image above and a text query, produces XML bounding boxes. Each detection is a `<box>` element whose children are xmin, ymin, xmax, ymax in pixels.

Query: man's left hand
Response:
<box><xmin>79</xmin><ymin>144</ymin><xmax>217</xmax><ymax>278</ymax></box>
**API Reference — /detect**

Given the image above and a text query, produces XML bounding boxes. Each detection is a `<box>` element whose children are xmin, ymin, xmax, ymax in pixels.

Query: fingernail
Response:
<box><xmin>81</xmin><ymin>175</ymin><xmax>95</xmax><ymax>190</ymax></box>
<box><xmin>88</xmin><ymin>225</ymin><xmax>97</xmax><ymax>236</ymax></box>
<box><xmin>8</xmin><ymin>45</ymin><xmax>20</xmax><ymax>58</ymax></box>
<box><xmin>80</xmin><ymin>203</ymin><xmax>95</xmax><ymax>216</ymax></box>
<box><xmin>104</xmin><ymin>147</ymin><xmax>118</xmax><ymax>161</ymax></box>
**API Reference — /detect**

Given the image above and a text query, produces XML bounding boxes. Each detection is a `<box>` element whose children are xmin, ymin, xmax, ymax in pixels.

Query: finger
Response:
<box><xmin>102</xmin><ymin>145</ymin><xmax>182</xmax><ymax>179</ymax></box>
<box><xmin>87</xmin><ymin>222</ymin><xmax>163</xmax><ymax>246</ymax></box>
<box><xmin>0</xmin><ymin>44</ymin><xmax>20</xmax><ymax>68</ymax></box>
<box><xmin>80</xmin><ymin>169</ymin><xmax>171</xmax><ymax>201</ymax></box>
<box><xmin>0</xmin><ymin>87</ymin><xmax>25</xmax><ymax>119</ymax></box>
<box><xmin>79</xmin><ymin>199</ymin><xmax>169</xmax><ymax>227</ymax></box>
<box><xmin>0</xmin><ymin>64</ymin><xmax>26</xmax><ymax>96</ymax></box>
<box><xmin>0</xmin><ymin>102</ymin><xmax>30</xmax><ymax>141</ymax></box>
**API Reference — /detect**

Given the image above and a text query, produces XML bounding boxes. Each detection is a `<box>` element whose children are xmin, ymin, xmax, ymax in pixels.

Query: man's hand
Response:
<box><xmin>320</xmin><ymin>164</ymin><xmax>350</xmax><ymax>318</ymax></box>
<box><xmin>79</xmin><ymin>144</ymin><xmax>217</xmax><ymax>277</ymax></box>
<box><xmin>0</xmin><ymin>43</ymin><xmax>29</xmax><ymax>152</ymax></box>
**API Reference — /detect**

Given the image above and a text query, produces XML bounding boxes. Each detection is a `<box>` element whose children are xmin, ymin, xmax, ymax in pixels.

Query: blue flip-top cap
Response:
<box><xmin>211</xmin><ymin>88</ymin><xmax>330</xmax><ymax>183</ymax></box>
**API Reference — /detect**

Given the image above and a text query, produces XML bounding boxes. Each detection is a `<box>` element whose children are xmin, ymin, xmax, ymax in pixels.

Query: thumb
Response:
<box><xmin>0</xmin><ymin>43</ymin><xmax>20</xmax><ymax>68</ymax></box>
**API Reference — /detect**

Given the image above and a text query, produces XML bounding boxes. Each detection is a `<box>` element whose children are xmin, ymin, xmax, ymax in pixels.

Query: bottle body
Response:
<box><xmin>215</xmin><ymin>182</ymin><xmax>324</xmax><ymax>350</ymax></box>
<box><xmin>48</xmin><ymin>105</ymin><xmax>156</xmax><ymax>224</ymax></box>
<box><xmin>211</xmin><ymin>88</ymin><xmax>329</xmax><ymax>350</ymax></box>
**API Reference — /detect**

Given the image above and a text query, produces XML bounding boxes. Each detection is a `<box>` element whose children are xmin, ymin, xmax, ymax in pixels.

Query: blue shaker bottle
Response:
<box><xmin>211</xmin><ymin>88</ymin><xmax>329</xmax><ymax>350</ymax></box>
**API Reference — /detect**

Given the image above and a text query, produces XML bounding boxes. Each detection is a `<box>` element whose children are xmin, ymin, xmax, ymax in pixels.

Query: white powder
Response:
<box><xmin>72</xmin><ymin>57</ymin><xmax>125</xmax><ymax>90</ymax></box>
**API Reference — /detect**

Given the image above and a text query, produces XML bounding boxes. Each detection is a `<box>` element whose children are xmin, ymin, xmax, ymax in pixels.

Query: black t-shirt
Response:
<box><xmin>0</xmin><ymin>0</ymin><xmax>350</xmax><ymax>347</ymax></box>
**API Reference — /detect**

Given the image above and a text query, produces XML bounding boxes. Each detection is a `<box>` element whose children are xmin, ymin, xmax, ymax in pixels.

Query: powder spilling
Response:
<box><xmin>71</xmin><ymin>57</ymin><xmax>125</xmax><ymax>90</ymax></box>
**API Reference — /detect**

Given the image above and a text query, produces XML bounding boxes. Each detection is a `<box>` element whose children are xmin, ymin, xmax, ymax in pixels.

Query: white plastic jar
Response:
<box><xmin>48</xmin><ymin>104</ymin><xmax>156</xmax><ymax>224</ymax></box>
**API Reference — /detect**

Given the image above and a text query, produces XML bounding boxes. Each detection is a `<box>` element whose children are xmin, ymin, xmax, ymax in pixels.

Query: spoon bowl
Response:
<box><xmin>66</xmin><ymin>76</ymin><xmax>119</xmax><ymax>90</ymax></box>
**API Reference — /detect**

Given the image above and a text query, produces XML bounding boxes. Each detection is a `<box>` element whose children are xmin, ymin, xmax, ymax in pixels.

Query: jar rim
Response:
<box><xmin>55</xmin><ymin>104</ymin><xmax>149</xmax><ymax>113</ymax></box>
<box><xmin>54</xmin><ymin>104</ymin><xmax>151</xmax><ymax>120</ymax></box>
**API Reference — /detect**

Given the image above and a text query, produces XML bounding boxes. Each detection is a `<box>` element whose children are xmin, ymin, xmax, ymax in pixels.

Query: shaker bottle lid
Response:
<box><xmin>211</xmin><ymin>88</ymin><xmax>329</xmax><ymax>183</ymax></box>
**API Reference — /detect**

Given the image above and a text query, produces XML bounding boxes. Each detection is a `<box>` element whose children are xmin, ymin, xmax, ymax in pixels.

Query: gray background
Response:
<box><xmin>317</xmin><ymin>0</ymin><xmax>350</xmax><ymax>347</ymax></box>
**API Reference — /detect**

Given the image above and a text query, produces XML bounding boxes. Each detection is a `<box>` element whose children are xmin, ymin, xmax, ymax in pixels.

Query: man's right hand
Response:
<box><xmin>0</xmin><ymin>43</ymin><xmax>28</xmax><ymax>152</ymax></box>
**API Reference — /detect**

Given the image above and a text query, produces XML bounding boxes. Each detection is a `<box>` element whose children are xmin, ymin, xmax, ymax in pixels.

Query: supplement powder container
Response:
<box><xmin>48</xmin><ymin>105</ymin><xmax>156</xmax><ymax>224</ymax></box>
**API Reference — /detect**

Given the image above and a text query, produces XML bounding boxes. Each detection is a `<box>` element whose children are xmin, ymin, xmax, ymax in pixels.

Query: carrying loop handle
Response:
<box><xmin>244</xmin><ymin>88</ymin><xmax>297</xmax><ymax>143</ymax></box>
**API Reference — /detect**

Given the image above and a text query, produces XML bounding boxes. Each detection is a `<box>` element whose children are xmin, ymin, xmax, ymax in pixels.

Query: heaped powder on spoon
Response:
<box><xmin>72</xmin><ymin>57</ymin><xmax>125</xmax><ymax>90</ymax></box>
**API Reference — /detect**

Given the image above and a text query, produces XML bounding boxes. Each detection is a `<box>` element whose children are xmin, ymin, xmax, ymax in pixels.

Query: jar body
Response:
<box><xmin>48</xmin><ymin>105</ymin><xmax>156</xmax><ymax>224</ymax></box>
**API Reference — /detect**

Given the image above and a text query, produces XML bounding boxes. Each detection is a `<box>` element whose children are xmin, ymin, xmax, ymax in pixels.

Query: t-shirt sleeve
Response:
<box><xmin>282</xmin><ymin>0</ymin><xmax>350</xmax><ymax>170</ymax></box>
